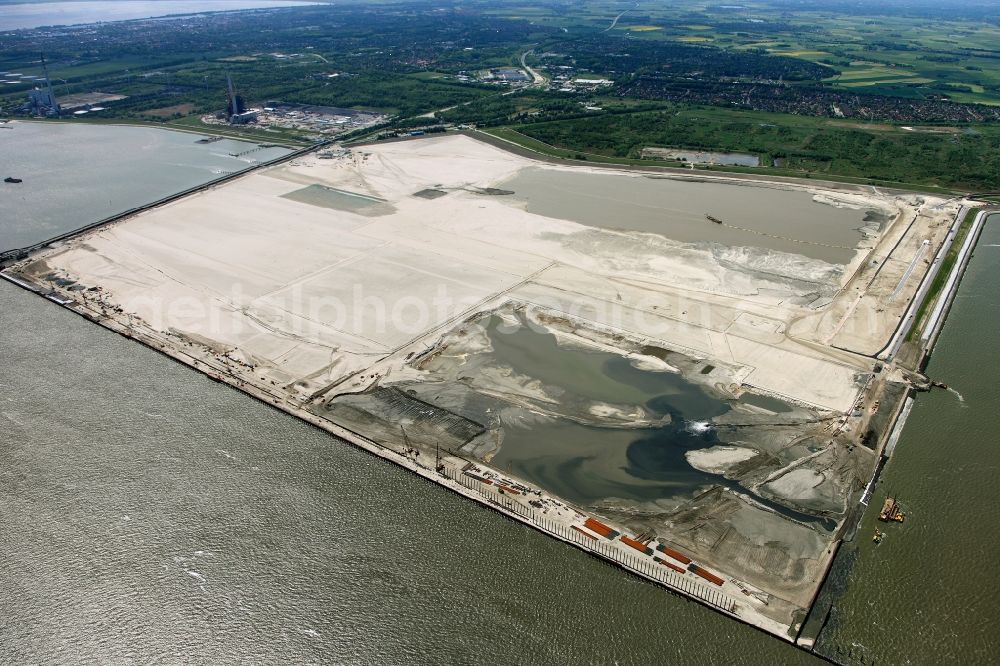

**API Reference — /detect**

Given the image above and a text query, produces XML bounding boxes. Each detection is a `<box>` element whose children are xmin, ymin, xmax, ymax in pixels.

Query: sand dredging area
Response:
<box><xmin>2</xmin><ymin>134</ymin><xmax>969</xmax><ymax>640</ymax></box>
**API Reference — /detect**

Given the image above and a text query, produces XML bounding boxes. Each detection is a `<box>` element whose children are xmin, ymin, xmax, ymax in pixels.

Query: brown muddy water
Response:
<box><xmin>499</xmin><ymin>166</ymin><xmax>878</xmax><ymax>264</ymax></box>
<box><xmin>809</xmin><ymin>214</ymin><xmax>1000</xmax><ymax>664</ymax></box>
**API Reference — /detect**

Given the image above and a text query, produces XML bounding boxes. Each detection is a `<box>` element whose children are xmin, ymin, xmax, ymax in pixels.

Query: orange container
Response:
<box><xmin>655</xmin><ymin>558</ymin><xmax>686</xmax><ymax>574</ymax></box>
<box><xmin>620</xmin><ymin>535</ymin><xmax>654</xmax><ymax>556</ymax></box>
<box><xmin>657</xmin><ymin>544</ymin><xmax>691</xmax><ymax>565</ymax></box>
<box><xmin>583</xmin><ymin>517</ymin><xmax>615</xmax><ymax>539</ymax></box>
<box><xmin>691</xmin><ymin>565</ymin><xmax>724</xmax><ymax>586</ymax></box>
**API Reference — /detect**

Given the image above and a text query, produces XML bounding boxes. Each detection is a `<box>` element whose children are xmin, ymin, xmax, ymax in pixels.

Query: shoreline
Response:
<box><xmin>7</xmin><ymin>117</ymin><xmax>308</xmax><ymax>148</ymax></box>
<box><xmin>0</xmin><ymin>134</ymin><xmax>326</xmax><ymax>263</ymax></box>
<box><xmin>1</xmin><ymin>131</ymin><xmax>987</xmax><ymax>656</ymax></box>
<box><xmin>876</xmin><ymin>206</ymin><xmax>973</xmax><ymax>361</ymax></box>
<box><xmin>466</xmin><ymin>129</ymin><xmax>963</xmax><ymax>198</ymax></box>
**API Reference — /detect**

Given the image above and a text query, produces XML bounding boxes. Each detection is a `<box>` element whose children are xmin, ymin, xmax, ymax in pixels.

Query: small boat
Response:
<box><xmin>706</xmin><ymin>214</ymin><xmax>723</xmax><ymax>224</ymax></box>
<box><xmin>873</xmin><ymin>529</ymin><xmax>884</xmax><ymax>544</ymax></box>
<box><xmin>931</xmin><ymin>380</ymin><xmax>949</xmax><ymax>389</ymax></box>
<box><xmin>4</xmin><ymin>176</ymin><xmax>22</xmax><ymax>183</ymax></box>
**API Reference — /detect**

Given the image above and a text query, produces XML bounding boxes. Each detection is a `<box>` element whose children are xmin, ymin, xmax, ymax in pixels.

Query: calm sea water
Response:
<box><xmin>0</xmin><ymin>123</ymin><xmax>995</xmax><ymax>664</ymax></box>
<box><xmin>0</xmin><ymin>1</ymin><xmax>317</xmax><ymax>31</ymax></box>
<box><xmin>0</xmin><ymin>121</ymin><xmax>290</xmax><ymax>250</ymax></box>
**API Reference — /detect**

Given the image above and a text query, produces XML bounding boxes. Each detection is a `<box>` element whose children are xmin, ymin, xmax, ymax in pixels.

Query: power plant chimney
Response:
<box><xmin>40</xmin><ymin>52</ymin><xmax>60</xmax><ymax>117</ymax></box>
<box><xmin>226</xmin><ymin>73</ymin><xmax>236</xmax><ymax>117</ymax></box>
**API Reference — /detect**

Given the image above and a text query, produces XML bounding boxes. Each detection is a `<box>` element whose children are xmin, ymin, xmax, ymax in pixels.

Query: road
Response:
<box><xmin>410</xmin><ymin>49</ymin><xmax>542</xmax><ymax>122</ymax></box>
<box><xmin>605</xmin><ymin>3</ymin><xmax>636</xmax><ymax>31</ymax></box>
<box><xmin>520</xmin><ymin>49</ymin><xmax>545</xmax><ymax>85</ymax></box>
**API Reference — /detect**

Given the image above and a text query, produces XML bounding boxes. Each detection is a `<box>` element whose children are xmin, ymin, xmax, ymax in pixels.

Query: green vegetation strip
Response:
<box><xmin>906</xmin><ymin>208</ymin><xmax>981</xmax><ymax>342</ymax></box>
<box><xmin>500</xmin><ymin>106</ymin><xmax>997</xmax><ymax>192</ymax></box>
<box><xmin>479</xmin><ymin>124</ymin><xmax>961</xmax><ymax>196</ymax></box>
<box><xmin>166</xmin><ymin>116</ymin><xmax>310</xmax><ymax>147</ymax></box>
<box><xmin>482</xmin><ymin>127</ymin><xmax>683</xmax><ymax>167</ymax></box>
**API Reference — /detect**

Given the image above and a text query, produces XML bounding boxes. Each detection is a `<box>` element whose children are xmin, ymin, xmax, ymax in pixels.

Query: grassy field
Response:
<box><xmin>478</xmin><ymin>102</ymin><xmax>1000</xmax><ymax>192</ymax></box>
<box><xmin>141</xmin><ymin>103</ymin><xmax>195</xmax><ymax>119</ymax></box>
<box><xmin>165</xmin><ymin>115</ymin><xmax>311</xmax><ymax>146</ymax></box>
<box><xmin>492</xmin><ymin>0</ymin><xmax>1000</xmax><ymax>106</ymax></box>
<box><xmin>476</xmin><ymin>125</ymin><xmax>957</xmax><ymax>195</ymax></box>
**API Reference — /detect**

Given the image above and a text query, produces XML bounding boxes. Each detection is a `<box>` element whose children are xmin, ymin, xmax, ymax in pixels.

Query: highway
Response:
<box><xmin>604</xmin><ymin>2</ymin><xmax>637</xmax><ymax>31</ymax></box>
<box><xmin>519</xmin><ymin>49</ymin><xmax>545</xmax><ymax>85</ymax></box>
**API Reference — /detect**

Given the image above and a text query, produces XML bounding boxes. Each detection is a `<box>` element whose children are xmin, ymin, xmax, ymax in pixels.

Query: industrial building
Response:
<box><xmin>21</xmin><ymin>54</ymin><xmax>60</xmax><ymax>117</ymax></box>
<box><xmin>26</xmin><ymin>87</ymin><xmax>58</xmax><ymax>115</ymax></box>
<box><xmin>484</xmin><ymin>67</ymin><xmax>530</xmax><ymax>83</ymax></box>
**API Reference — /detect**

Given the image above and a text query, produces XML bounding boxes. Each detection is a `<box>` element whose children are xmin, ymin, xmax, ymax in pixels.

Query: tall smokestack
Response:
<box><xmin>226</xmin><ymin>73</ymin><xmax>236</xmax><ymax>118</ymax></box>
<box><xmin>41</xmin><ymin>52</ymin><xmax>59</xmax><ymax>117</ymax></box>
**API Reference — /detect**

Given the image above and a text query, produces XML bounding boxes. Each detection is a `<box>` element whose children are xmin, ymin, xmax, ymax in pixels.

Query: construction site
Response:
<box><xmin>0</xmin><ymin>133</ymin><xmax>980</xmax><ymax>642</ymax></box>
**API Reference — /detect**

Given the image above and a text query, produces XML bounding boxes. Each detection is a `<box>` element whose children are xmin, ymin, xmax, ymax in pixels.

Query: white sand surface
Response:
<box><xmin>686</xmin><ymin>445</ymin><xmax>760</xmax><ymax>474</ymax></box>
<box><xmin>23</xmin><ymin>134</ymin><xmax>949</xmax><ymax>410</ymax></box>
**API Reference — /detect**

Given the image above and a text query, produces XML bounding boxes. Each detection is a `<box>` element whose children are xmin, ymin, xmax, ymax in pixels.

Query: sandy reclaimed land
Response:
<box><xmin>5</xmin><ymin>133</ymin><xmax>964</xmax><ymax>638</ymax></box>
<box><xmin>16</xmin><ymin>134</ymin><xmax>958</xmax><ymax>411</ymax></box>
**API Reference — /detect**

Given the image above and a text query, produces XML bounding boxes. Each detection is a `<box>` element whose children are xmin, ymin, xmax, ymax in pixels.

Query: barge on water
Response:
<box><xmin>878</xmin><ymin>496</ymin><xmax>905</xmax><ymax>522</ymax></box>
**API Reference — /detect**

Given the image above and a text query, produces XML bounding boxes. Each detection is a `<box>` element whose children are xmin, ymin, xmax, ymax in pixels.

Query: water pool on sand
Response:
<box><xmin>280</xmin><ymin>183</ymin><xmax>391</xmax><ymax>214</ymax></box>
<box><xmin>481</xmin><ymin>315</ymin><xmax>830</xmax><ymax>528</ymax></box>
<box><xmin>499</xmin><ymin>167</ymin><xmax>875</xmax><ymax>264</ymax></box>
